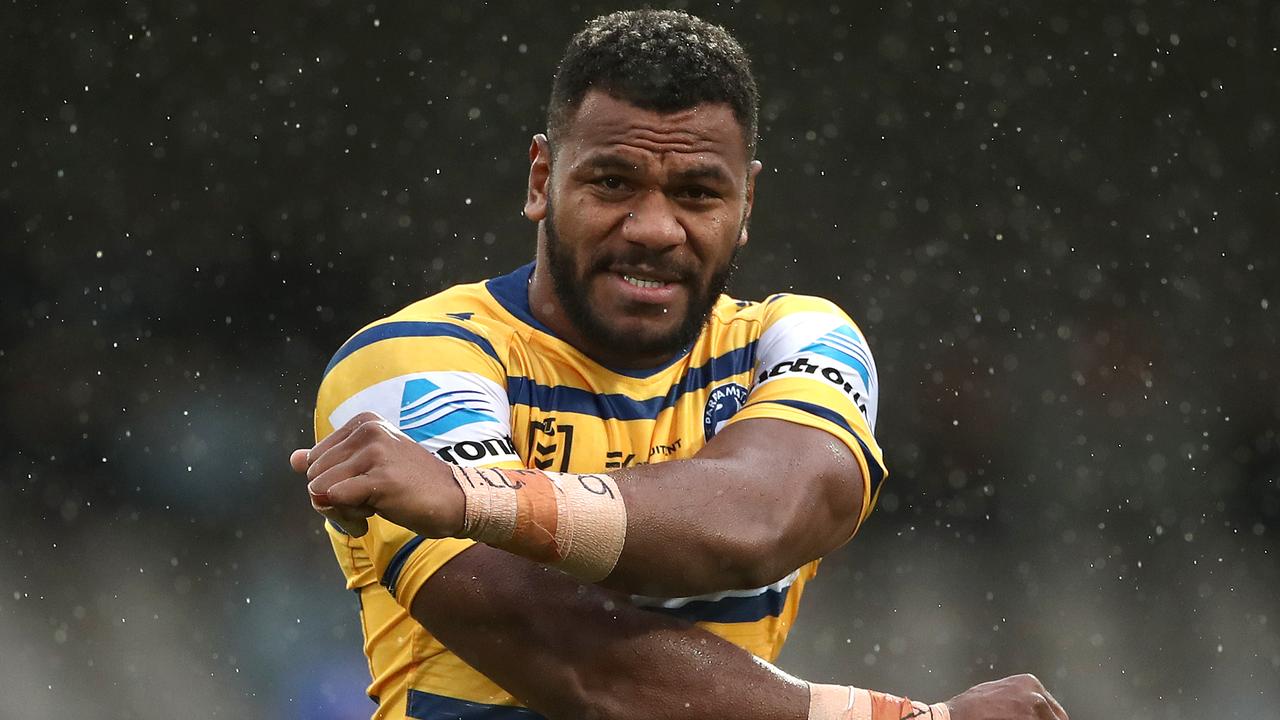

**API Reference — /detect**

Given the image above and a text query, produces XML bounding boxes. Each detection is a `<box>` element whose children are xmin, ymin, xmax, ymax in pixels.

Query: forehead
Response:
<box><xmin>554</xmin><ymin>90</ymin><xmax>750</xmax><ymax>170</ymax></box>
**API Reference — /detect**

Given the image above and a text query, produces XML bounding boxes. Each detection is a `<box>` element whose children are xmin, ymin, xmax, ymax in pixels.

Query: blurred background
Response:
<box><xmin>3</xmin><ymin>1</ymin><xmax>1278</xmax><ymax>717</ymax></box>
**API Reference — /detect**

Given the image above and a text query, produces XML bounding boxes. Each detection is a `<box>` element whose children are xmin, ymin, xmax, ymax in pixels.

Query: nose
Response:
<box><xmin>621</xmin><ymin>190</ymin><xmax>686</xmax><ymax>251</ymax></box>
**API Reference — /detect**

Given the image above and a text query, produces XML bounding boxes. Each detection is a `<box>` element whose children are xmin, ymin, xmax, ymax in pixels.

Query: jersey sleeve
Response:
<box><xmin>314</xmin><ymin>316</ymin><xmax>524</xmax><ymax>611</ymax></box>
<box><xmin>720</xmin><ymin>294</ymin><xmax>886</xmax><ymax>527</ymax></box>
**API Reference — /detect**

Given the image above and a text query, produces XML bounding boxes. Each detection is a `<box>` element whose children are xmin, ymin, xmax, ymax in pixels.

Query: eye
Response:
<box><xmin>596</xmin><ymin>176</ymin><xmax>626</xmax><ymax>191</ymax></box>
<box><xmin>678</xmin><ymin>186</ymin><xmax>721</xmax><ymax>202</ymax></box>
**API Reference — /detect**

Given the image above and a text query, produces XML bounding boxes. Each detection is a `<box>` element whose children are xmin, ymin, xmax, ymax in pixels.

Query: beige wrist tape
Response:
<box><xmin>451</xmin><ymin>466</ymin><xmax>627</xmax><ymax>582</ymax></box>
<box><xmin>808</xmin><ymin>683</ymin><xmax>950</xmax><ymax>720</ymax></box>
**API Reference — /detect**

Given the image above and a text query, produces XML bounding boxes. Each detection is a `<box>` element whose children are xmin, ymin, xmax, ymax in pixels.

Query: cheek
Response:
<box><xmin>697</xmin><ymin>214</ymin><xmax>742</xmax><ymax>259</ymax></box>
<box><xmin>560</xmin><ymin>206</ymin><xmax>615</xmax><ymax>254</ymax></box>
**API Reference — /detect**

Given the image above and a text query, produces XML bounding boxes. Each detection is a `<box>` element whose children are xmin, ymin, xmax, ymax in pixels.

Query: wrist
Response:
<box><xmin>807</xmin><ymin>683</ymin><xmax>950</xmax><ymax>720</ymax></box>
<box><xmin>442</xmin><ymin>472</ymin><xmax>469</xmax><ymax>536</ymax></box>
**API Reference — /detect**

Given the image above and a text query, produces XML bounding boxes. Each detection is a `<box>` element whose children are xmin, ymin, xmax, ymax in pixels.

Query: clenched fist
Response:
<box><xmin>289</xmin><ymin>411</ymin><xmax>465</xmax><ymax>538</ymax></box>
<box><xmin>946</xmin><ymin>674</ymin><xmax>1068</xmax><ymax>720</ymax></box>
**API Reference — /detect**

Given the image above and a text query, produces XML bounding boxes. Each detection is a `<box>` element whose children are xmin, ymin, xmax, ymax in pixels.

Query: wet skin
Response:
<box><xmin>524</xmin><ymin>90</ymin><xmax>764</xmax><ymax>369</ymax></box>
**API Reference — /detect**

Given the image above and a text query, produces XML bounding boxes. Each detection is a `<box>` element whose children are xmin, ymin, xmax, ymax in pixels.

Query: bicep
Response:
<box><xmin>598</xmin><ymin>415</ymin><xmax>866</xmax><ymax>596</ymax></box>
<box><xmin>700</xmin><ymin>417</ymin><xmax>865</xmax><ymax>552</ymax></box>
<box><xmin>725</xmin><ymin>298</ymin><xmax>887</xmax><ymax>530</ymax></box>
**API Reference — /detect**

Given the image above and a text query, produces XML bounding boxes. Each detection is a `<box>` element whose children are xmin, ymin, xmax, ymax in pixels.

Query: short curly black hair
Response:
<box><xmin>547</xmin><ymin>9</ymin><xmax>759</xmax><ymax>158</ymax></box>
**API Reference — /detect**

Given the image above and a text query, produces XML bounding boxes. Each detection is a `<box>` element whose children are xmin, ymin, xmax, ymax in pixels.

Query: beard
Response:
<box><xmin>543</xmin><ymin>198</ymin><xmax>742</xmax><ymax>360</ymax></box>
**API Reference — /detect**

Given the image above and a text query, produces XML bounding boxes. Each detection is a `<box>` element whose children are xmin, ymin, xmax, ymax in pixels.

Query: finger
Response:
<box><xmin>319</xmin><ymin>473</ymin><xmax>380</xmax><ymax>512</ymax></box>
<box><xmin>306</xmin><ymin>421</ymin><xmax>390</xmax><ymax>482</ymax></box>
<box><xmin>1040</xmin><ymin>689</ymin><xmax>1068</xmax><ymax>720</ymax></box>
<box><xmin>306</xmin><ymin>460</ymin><xmax>376</xmax><ymax>538</ymax></box>
<box><xmin>1032</xmin><ymin>693</ymin><xmax>1060</xmax><ymax>720</ymax></box>
<box><xmin>307</xmin><ymin>411</ymin><xmax>385</xmax><ymax>465</ymax></box>
<box><xmin>289</xmin><ymin>448</ymin><xmax>310</xmax><ymax>473</ymax></box>
<box><xmin>307</xmin><ymin>457</ymin><xmax>373</xmax><ymax>501</ymax></box>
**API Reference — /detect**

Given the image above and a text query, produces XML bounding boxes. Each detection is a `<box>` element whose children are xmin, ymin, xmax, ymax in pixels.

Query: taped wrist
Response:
<box><xmin>808</xmin><ymin>683</ymin><xmax>950</xmax><ymax>720</ymax></box>
<box><xmin>450</xmin><ymin>466</ymin><xmax>627</xmax><ymax>582</ymax></box>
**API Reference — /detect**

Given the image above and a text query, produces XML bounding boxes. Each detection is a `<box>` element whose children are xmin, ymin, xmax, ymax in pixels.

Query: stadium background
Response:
<box><xmin>3</xmin><ymin>1</ymin><xmax>1277</xmax><ymax>717</ymax></box>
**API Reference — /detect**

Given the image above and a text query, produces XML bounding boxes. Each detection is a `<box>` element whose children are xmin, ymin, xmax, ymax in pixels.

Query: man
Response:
<box><xmin>292</xmin><ymin>10</ymin><xmax>1067</xmax><ymax>720</ymax></box>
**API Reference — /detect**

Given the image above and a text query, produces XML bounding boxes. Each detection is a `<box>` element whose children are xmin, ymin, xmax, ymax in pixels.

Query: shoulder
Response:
<box><xmin>711</xmin><ymin>292</ymin><xmax>864</xmax><ymax>337</ymax></box>
<box><xmin>757</xmin><ymin>292</ymin><xmax>858</xmax><ymax>325</ymax></box>
<box><xmin>324</xmin><ymin>279</ymin><xmax>515</xmax><ymax>378</ymax></box>
<box><xmin>315</xmin><ymin>279</ymin><xmax>519</xmax><ymax>427</ymax></box>
<box><xmin>716</xmin><ymin>291</ymin><xmax>877</xmax><ymax>392</ymax></box>
<box><xmin>727</xmin><ymin>292</ymin><xmax>882</xmax><ymax>430</ymax></box>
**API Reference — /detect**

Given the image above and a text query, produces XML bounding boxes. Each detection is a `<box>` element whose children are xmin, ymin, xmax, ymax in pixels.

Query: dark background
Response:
<box><xmin>3</xmin><ymin>1</ymin><xmax>1278</xmax><ymax>717</ymax></box>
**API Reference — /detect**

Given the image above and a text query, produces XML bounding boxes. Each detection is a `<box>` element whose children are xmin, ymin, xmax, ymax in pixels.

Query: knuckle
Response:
<box><xmin>351</xmin><ymin>411</ymin><xmax>382</xmax><ymax>425</ymax></box>
<box><xmin>353</xmin><ymin>421</ymin><xmax>382</xmax><ymax>439</ymax></box>
<box><xmin>358</xmin><ymin>440</ymin><xmax>385</xmax><ymax>462</ymax></box>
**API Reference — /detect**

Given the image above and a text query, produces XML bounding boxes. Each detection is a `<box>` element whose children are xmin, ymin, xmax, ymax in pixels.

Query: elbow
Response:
<box><xmin>717</xmin><ymin>475</ymin><xmax>855</xmax><ymax>590</ymax></box>
<box><xmin>535</xmin><ymin>603</ymin><xmax>686</xmax><ymax>720</ymax></box>
<box><xmin>557</xmin><ymin>666</ymin><xmax>662</xmax><ymax>720</ymax></box>
<box><xmin>529</xmin><ymin>663</ymin><xmax>608</xmax><ymax>720</ymax></box>
<box><xmin>714</xmin><ymin>525</ymin><xmax>795</xmax><ymax>591</ymax></box>
<box><xmin>573</xmin><ymin>695</ymin><xmax>636</xmax><ymax>720</ymax></box>
<box><xmin>715</xmin><ymin>488</ymin><xmax>849</xmax><ymax>590</ymax></box>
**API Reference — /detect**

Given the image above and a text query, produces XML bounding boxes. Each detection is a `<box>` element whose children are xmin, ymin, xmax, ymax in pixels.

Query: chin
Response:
<box><xmin>610</xmin><ymin>316</ymin><xmax>701</xmax><ymax>357</ymax></box>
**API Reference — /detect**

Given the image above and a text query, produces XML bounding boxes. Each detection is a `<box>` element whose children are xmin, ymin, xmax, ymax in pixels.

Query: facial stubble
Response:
<box><xmin>543</xmin><ymin>197</ymin><xmax>743</xmax><ymax>361</ymax></box>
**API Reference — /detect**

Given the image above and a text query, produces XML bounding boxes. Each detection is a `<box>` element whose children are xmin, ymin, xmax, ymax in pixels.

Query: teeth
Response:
<box><xmin>623</xmin><ymin>275</ymin><xmax>665</xmax><ymax>289</ymax></box>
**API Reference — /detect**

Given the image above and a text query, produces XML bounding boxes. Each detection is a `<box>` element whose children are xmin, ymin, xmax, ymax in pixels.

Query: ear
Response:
<box><xmin>737</xmin><ymin>160</ymin><xmax>764</xmax><ymax>247</ymax></box>
<box><xmin>524</xmin><ymin>134</ymin><xmax>552</xmax><ymax>223</ymax></box>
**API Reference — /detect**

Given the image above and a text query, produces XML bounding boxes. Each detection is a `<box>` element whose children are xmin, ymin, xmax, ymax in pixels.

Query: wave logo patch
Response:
<box><xmin>799</xmin><ymin>325</ymin><xmax>871</xmax><ymax>388</ymax></box>
<box><xmin>399</xmin><ymin>378</ymin><xmax>498</xmax><ymax>442</ymax></box>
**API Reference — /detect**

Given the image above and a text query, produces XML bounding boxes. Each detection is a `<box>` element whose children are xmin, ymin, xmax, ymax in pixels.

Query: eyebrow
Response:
<box><xmin>578</xmin><ymin>151</ymin><xmax>733</xmax><ymax>184</ymax></box>
<box><xmin>670</xmin><ymin>164</ymin><xmax>733</xmax><ymax>185</ymax></box>
<box><xmin>579</xmin><ymin>152</ymin><xmax>641</xmax><ymax>173</ymax></box>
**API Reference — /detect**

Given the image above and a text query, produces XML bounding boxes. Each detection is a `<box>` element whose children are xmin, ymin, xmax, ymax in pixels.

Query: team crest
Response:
<box><xmin>703</xmin><ymin>382</ymin><xmax>748</xmax><ymax>440</ymax></box>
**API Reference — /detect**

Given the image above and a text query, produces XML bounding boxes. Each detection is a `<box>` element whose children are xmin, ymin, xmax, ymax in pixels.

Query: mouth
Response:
<box><xmin>606</xmin><ymin>268</ymin><xmax>683</xmax><ymax>305</ymax></box>
<box><xmin>621</xmin><ymin>274</ymin><xmax>670</xmax><ymax>289</ymax></box>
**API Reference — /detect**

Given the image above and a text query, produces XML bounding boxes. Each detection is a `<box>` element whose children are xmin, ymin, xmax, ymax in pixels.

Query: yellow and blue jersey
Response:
<box><xmin>314</xmin><ymin>262</ymin><xmax>886</xmax><ymax>719</ymax></box>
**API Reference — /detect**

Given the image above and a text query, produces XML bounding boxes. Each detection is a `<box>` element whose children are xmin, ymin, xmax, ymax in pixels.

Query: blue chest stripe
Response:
<box><xmin>506</xmin><ymin>341</ymin><xmax>757</xmax><ymax>420</ymax></box>
<box><xmin>406</xmin><ymin>690</ymin><xmax>545</xmax><ymax>719</ymax></box>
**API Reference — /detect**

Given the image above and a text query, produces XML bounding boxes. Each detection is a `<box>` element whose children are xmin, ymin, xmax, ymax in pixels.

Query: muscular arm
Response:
<box><xmin>412</xmin><ymin>543</ymin><xmax>1067</xmax><ymax>720</ymax></box>
<box><xmin>414</xmin><ymin>543</ymin><xmax>810</xmax><ymax>720</ymax></box>
<box><xmin>604</xmin><ymin>417</ymin><xmax>863</xmax><ymax>596</ymax></box>
<box><xmin>298</xmin><ymin>421</ymin><xmax>1067</xmax><ymax>720</ymax></box>
<box><xmin>303</xmin><ymin>413</ymin><xmax>863</xmax><ymax>597</ymax></box>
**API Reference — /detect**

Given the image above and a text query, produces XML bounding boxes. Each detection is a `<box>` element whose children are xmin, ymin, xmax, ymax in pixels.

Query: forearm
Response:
<box><xmin>414</xmin><ymin>544</ymin><xmax>809</xmax><ymax>720</ymax></box>
<box><xmin>302</xmin><ymin>414</ymin><xmax>864</xmax><ymax>597</ymax></box>
<box><xmin>453</xmin><ymin>454</ymin><xmax>846</xmax><ymax>597</ymax></box>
